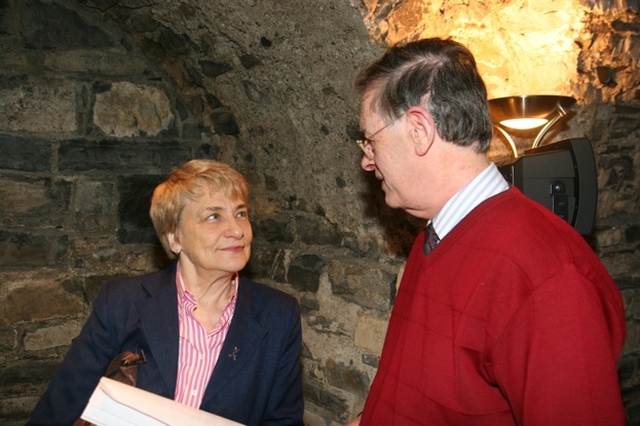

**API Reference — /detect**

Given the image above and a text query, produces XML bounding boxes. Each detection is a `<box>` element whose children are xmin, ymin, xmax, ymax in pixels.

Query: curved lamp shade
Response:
<box><xmin>488</xmin><ymin>95</ymin><xmax>576</xmax><ymax>157</ymax></box>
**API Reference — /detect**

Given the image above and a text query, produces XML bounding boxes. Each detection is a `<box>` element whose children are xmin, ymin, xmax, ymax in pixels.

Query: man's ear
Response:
<box><xmin>406</xmin><ymin>107</ymin><xmax>436</xmax><ymax>156</ymax></box>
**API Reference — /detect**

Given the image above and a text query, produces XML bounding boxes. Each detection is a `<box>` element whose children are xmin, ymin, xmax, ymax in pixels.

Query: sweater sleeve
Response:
<box><xmin>489</xmin><ymin>267</ymin><xmax>626</xmax><ymax>426</ymax></box>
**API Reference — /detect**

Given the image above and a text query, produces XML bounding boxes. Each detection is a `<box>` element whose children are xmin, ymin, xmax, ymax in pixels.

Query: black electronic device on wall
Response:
<box><xmin>497</xmin><ymin>138</ymin><xmax>598</xmax><ymax>235</ymax></box>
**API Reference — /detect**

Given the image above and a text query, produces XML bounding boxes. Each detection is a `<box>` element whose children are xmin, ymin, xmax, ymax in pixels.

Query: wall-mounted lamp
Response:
<box><xmin>487</xmin><ymin>95</ymin><xmax>597</xmax><ymax>236</ymax></box>
<box><xmin>488</xmin><ymin>95</ymin><xmax>576</xmax><ymax>157</ymax></box>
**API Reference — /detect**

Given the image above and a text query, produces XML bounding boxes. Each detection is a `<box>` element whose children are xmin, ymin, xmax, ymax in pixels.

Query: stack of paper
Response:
<box><xmin>81</xmin><ymin>377</ymin><xmax>245</xmax><ymax>426</ymax></box>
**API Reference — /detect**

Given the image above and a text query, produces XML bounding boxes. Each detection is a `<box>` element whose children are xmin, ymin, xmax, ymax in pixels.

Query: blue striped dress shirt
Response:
<box><xmin>431</xmin><ymin>163</ymin><xmax>510</xmax><ymax>240</ymax></box>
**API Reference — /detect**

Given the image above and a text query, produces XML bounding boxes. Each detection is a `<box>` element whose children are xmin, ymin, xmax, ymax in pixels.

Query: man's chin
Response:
<box><xmin>382</xmin><ymin>191</ymin><xmax>400</xmax><ymax>209</ymax></box>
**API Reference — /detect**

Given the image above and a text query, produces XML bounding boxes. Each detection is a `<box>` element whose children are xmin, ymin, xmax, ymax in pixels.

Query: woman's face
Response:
<box><xmin>167</xmin><ymin>188</ymin><xmax>252</xmax><ymax>277</ymax></box>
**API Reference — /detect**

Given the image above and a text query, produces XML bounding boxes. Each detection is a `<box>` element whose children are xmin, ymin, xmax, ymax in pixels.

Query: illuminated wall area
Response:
<box><xmin>361</xmin><ymin>0</ymin><xmax>638</xmax><ymax>155</ymax></box>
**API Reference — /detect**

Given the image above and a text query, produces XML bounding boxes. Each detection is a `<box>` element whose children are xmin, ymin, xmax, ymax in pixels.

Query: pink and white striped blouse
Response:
<box><xmin>173</xmin><ymin>265</ymin><xmax>238</xmax><ymax>408</ymax></box>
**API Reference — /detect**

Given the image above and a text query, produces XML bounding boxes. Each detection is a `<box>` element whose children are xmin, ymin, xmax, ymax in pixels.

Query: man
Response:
<box><xmin>347</xmin><ymin>38</ymin><xmax>626</xmax><ymax>425</ymax></box>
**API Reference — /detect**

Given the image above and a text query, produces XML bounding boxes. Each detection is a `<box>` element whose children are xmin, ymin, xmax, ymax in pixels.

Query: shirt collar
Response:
<box><xmin>175</xmin><ymin>262</ymin><xmax>239</xmax><ymax>312</ymax></box>
<box><xmin>431</xmin><ymin>163</ymin><xmax>509</xmax><ymax>240</ymax></box>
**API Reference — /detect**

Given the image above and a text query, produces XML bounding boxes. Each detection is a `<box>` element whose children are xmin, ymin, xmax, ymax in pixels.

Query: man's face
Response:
<box><xmin>359</xmin><ymin>93</ymin><xmax>422</xmax><ymax>211</ymax></box>
<box><xmin>358</xmin><ymin>90</ymin><xmax>491</xmax><ymax>220</ymax></box>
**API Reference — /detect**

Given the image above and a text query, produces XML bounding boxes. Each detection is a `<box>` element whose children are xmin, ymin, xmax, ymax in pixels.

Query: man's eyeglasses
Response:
<box><xmin>355</xmin><ymin>139</ymin><xmax>374</xmax><ymax>159</ymax></box>
<box><xmin>355</xmin><ymin>116</ymin><xmax>399</xmax><ymax>159</ymax></box>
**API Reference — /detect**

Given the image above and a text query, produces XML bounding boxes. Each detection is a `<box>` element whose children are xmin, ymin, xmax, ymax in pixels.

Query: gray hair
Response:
<box><xmin>355</xmin><ymin>37</ymin><xmax>492</xmax><ymax>153</ymax></box>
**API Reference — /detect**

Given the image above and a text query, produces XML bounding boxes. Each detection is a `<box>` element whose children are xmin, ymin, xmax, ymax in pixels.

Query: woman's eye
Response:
<box><xmin>206</xmin><ymin>213</ymin><xmax>220</xmax><ymax>221</ymax></box>
<box><xmin>237</xmin><ymin>210</ymin><xmax>248</xmax><ymax>219</ymax></box>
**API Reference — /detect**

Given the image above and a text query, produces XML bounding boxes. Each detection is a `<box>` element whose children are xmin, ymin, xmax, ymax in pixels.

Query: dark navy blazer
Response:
<box><xmin>28</xmin><ymin>264</ymin><xmax>304</xmax><ymax>426</ymax></box>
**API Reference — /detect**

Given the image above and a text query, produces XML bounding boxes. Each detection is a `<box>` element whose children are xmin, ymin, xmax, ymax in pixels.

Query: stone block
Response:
<box><xmin>0</xmin><ymin>78</ymin><xmax>76</xmax><ymax>133</ymax></box>
<box><xmin>83</xmin><ymin>274</ymin><xmax>117</xmax><ymax>306</ymax></box>
<box><xmin>361</xmin><ymin>353</ymin><xmax>380</xmax><ymax>368</ymax></box>
<box><xmin>121</xmin><ymin>249</ymin><xmax>167</xmax><ymax>272</ymax></box>
<box><xmin>74</xmin><ymin>180</ymin><xmax>115</xmax><ymax>231</ymax></box>
<box><xmin>240</xmin><ymin>54</ymin><xmax>262</xmax><ymax>70</ymax></box>
<box><xmin>618</xmin><ymin>353</ymin><xmax>637</xmax><ymax>382</ymax></box>
<box><xmin>242</xmin><ymin>80</ymin><xmax>263</xmax><ymax>103</ymax></box>
<box><xmin>329</xmin><ymin>260</ymin><xmax>396</xmax><ymax>311</ymax></box>
<box><xmin>306</xmin><ymin>314</ymin><xmax>348</xmax><ymax>336</ymax></box>
<box><xmin>354</xmin><ymin>315</ymin><xmax>388</xmax><ymax>354</ymax></box>
<box><xmin>299</xmin><ymin>295</ymin><xmax>320</xmax><ymax>314</ymax></box>
<box><xmin>72</xmin><ymin>235</ymin><xmax>124</xmax><ymax>269</ymax></box>
<box><xmin>302</xmin><ymin>411</ymin><xmax>327</xmax><ymax>426</ymax></box>
<box><xmin>296</xmin><ymin>214</ymin><xmax>344</xmax><ymax>246</ymax></box>
<box><xmin>0</xmin><ymin>325</ymin><xmax>18</xmax><ymax>352</ymax></box>
<box><xmin>116</xmin><ymin>174</ymin><xmax>165</xmax><ymax>245</ymax></box>
<box><xmin>0</xmin><ymin>135</ymin><xmax>50</xmax><ymax>172</ymax></box>
<box><xmin>0</xmin><ymin>175</ymin><xmax>72</xmax><ymax>229</ymax></box>
<box><xmin>621</xmin><ymin>289</ymin><xmax>640</xmax><ymax>355</ymax></box>
<box><xmin>253</xmin><ymin>213</ymin><xmax>295</xmax><ymax>243</ymax></box>
<box><xmin>594</xmin><ymin>225</ymin><xmax>626</xmax><ymax>248</ymax></box>
<box><xmin>325</xmin><ymin>358</ymin><xmax>370</xmax><ymax>395</ymax></box>
<box><xmin>21</xmin><ymin>1</ymin><xmax>113</xmax><ymax>48</ymax></box>
<box><xmin>93</xmin><ymin>82</ymin><xmax>173</xmax><ymax>137</ymax></box>
<box><xmin>626</xmin><ymin>225</ymin><xmax>640</xmax><ymax>243</ymax></box>
<box><xmin>302</xmin><ymin>379</ymin><xmax>349</xmax><ymax>422</ymax></box>
<box><xmin>199</xmin><ymin>60</ymin><xmax>234</xmax><ymax>77</ymax></box>
<box><xmin>0</xmin><ymin>359</ymin><xmax>61</xmax><ymax>386</ymax></box>
<box><xmin>623</xmin><ymin>388</ymin><xmax>640</xmax><ymax>426</ymax></box>
<box><xmin>58</xmin><ymin>140</ymin><xmax>191</xmax><ymax>174</ymax></box>
<box><xmin>194</xmin><ymin>142</ymin><xmax>221</xmax><ymax>159</ymax></box>
<box><xmin>72</xmin><ymin>234</ymin><xmax>165</xmax><ymax>272</ymax></box>
<box><xmin>0</xmin><ymin>1</ymin><xmax>8</xmax><ymax>35</ymax></box>
<box><xmin>0</xmin><ymin>231</ymin><xmax>68</xmax><ymax>267</ymax></box>
<box><xmin>287</xmin><ymin>254</ymin><xmax>325</xmax><ymax>293</ymax></box>
<box><xmin>24</xmin><ymin>321</ymin><xmax>82</xmax><ymax>351</ymax></box>
<box><xmin>0</xmin><ymin>271</ymin><xmax>82</xmax><ymax>324</ymax></box>
<box><xmin>245</xmin><ymin>244</ymin><xmax>287</xmax><ymax>282</ymax></box>
<box><xmin>0</xmin><ymin>395</ymin><xmax>41</xmax><ymax>424</ymax></box>
<box><xmin>44</xmin><ymin>51</ymin><xmax>149</xmax><ymax>76</ymax></box>
<box><xmin>157</xmin><ymin>27</ymin><xmax>191</xmax><ymax>56</ymax></box>
<box><xmin>210</xmin><ymin>110</ymin><xmax>239</xmax><ymax>135</ymax></box>
<box><xmin>183</xmin><ymin>123</ymin><xmax>203</xmax><ymax>140</ymax></box>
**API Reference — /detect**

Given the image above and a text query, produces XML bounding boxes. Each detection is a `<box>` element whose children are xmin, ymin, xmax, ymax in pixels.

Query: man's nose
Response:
<box><xmin>361</xmin><ymin>153</ymin><xmax>376</xmax><ymax>171</ymax></box>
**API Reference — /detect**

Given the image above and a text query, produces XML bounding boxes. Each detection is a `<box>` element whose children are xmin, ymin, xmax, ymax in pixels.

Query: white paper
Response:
<box><xmin>81</xmin><ymin>377</ymin><xmax>245</xmax><ymax>426</ymax></box>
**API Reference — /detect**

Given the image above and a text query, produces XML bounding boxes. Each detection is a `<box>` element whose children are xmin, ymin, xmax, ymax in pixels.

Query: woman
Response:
<box><xmin>28</xmin><ymin>159</ymin><xmax>304</xmax><ymax>425</ymax></box>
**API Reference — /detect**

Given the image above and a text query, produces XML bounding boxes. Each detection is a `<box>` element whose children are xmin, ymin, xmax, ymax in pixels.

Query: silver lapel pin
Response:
<box><xmin>229</xmin><ymin>347</ymin><xmax>239</xmax><ymax>361</ymax></box>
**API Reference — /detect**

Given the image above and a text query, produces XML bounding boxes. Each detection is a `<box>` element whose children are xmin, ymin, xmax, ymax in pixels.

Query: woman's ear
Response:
<box><xmin>167</xmin><ymin>232</ymin><xmax>181</xmax><ymax>255</ymax></box>
<box><xmin>406</xmin><ymin>107</ymin><xmax>436</xmax><ymax>156</ymax></box>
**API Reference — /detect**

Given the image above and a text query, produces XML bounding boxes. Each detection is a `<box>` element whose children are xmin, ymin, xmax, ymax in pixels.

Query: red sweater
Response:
<box><xmin>361</xmin><ymin>187</ymin><xmax>626</xmax><ymax>425</ymax></box>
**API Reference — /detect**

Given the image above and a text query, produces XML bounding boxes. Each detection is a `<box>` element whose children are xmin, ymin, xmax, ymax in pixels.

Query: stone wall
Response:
<box><xmin>0</xmin><ymin>1</ymin><xmax>638</xmax><ymax>425</ymax></box>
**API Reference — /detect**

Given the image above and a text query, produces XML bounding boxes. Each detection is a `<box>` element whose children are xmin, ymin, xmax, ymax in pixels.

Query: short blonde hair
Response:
<box><xmin>150</xmin><ymin>159</ymin><xmax>249</xmax><ymax>257</ymax></box>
